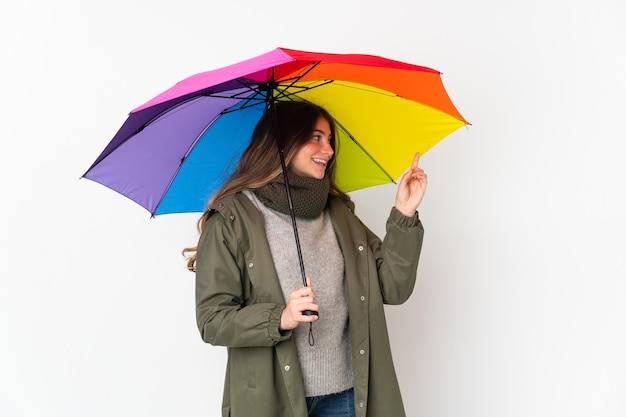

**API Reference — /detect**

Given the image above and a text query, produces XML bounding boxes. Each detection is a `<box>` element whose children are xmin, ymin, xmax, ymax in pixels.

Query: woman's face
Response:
<box><xmin>290</xmin><ymin>116</ymin><xmax>334</xmax><ymax>179</ymax></box>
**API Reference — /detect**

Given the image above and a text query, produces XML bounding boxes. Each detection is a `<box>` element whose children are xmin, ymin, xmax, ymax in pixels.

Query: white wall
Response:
<box><xmin>2</xmin><ymin>1</ymin><xmax>625</xmax><ymax>416</ymax></box>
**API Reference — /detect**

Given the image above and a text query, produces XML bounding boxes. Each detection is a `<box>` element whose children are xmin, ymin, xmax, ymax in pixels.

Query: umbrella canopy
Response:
<box><xmin>82</xmin><ymin>47</ymin><xmax>468</xmax><ymax>216</ymax></box>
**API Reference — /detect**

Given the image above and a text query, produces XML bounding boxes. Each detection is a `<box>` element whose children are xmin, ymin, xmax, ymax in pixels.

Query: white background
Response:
<box><xmin>2</xmin><ymin>1</ymin><xmax>625</xmax><ymax>416</ymax></box>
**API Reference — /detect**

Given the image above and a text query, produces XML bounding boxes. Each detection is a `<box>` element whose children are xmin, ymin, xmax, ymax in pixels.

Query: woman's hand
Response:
<box><xmin>395</xmin><ymin>153</ymin><xmax>428</xmax><ymax>217</ymax></box>
<box><xmin>280</xmin><ymin>277</ymin><xmax>319</xmax><ymax>331</ymax></box>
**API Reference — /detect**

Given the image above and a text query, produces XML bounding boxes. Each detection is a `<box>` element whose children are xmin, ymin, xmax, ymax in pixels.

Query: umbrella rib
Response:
<box><xmin>274</xmin><ymin>80</ymin><xmax>334</xmax><ymax>101</ymax></box>
<box><xmin>333</xmin><ymin>119</ymin><xmax>396</xmax><ymax>184</ymax></box>
<box><xmin>210</xmin><ymin>80</ymin><xmax>335</xmax><ymax>115</ymax></box>
<box><xmin>222</xmin><ymin>62</ymin><xmax>323</xmax><ymax>109</ymax></box>
<box><xmin>270</xmin><ymin>61</ymin><xmax>327</xmax><ymax>100</ymax></box>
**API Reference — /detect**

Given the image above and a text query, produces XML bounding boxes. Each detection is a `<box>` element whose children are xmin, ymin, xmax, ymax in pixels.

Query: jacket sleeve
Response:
<box><xmin>367</xmin><ymin>207</ymin><xmax>424</xmax><ymax>305</ymax></box>
<box><xmin>195</xmin><ymin>212</ymin><xmax>292</xmax><ymax>347</ymax></box>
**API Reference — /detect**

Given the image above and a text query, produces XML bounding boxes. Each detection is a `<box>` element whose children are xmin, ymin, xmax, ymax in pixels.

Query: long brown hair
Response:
<box><xmin>183</xmin><ymin>100</ymin><xmax>350</xmax><ymax>271</ymax></box>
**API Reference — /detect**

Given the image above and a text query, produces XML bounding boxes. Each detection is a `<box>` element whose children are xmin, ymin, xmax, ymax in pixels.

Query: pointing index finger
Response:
<box><xmin>411</xmin><ymin>152</ymin><xmax>421</xmax><ymax>170</ymax></box>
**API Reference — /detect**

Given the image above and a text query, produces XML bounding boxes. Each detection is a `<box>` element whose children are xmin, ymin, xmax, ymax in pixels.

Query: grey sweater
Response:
<box><xmin>244</xmin><ymin>190</ymin><xmax>353</xmax><ymax>397</ymax></box>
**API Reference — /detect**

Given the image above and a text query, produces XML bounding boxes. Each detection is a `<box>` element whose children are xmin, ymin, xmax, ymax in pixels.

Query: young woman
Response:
<box><xmin>184</xmin><ymin>100</ymin><xmax>427</xmax><ymax>417</ymax></box>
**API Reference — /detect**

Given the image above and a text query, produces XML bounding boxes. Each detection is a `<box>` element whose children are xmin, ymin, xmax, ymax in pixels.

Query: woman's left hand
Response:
<box><xmin>395</xmin><ymin>152</ymin><xmax>428</xmax><ymax>217</ymax></box>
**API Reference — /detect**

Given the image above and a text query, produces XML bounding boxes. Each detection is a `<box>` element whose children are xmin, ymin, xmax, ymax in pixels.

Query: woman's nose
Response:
<box><xmin>321</xmin><ymin>140</ymin><xmax>334</xmax><ymax>155</ymax></box>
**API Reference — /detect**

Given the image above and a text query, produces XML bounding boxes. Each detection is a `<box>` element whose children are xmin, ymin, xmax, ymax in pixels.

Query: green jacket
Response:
<box><xmin>195</xmin><ymin>193</ymin><xmax>424</xmax><ymax>417</ymax></box>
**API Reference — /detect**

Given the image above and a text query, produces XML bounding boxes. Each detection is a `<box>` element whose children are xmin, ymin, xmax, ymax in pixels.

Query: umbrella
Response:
<box><xmin>81</xmin><ymin>47</ymin><xmax>468</xmax><ymax>305</ymax></box>
<box><xmin>82</xmin><ymin>47</ymin><xmax>468</xmax><ymax>217</ymax></box>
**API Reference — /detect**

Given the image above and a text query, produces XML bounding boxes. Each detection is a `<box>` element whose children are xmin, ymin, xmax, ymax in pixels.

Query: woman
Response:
<box><xmin>184</xmin><ymin>100</ymin><xmax>427</xmax><ymax>417</ymax></box>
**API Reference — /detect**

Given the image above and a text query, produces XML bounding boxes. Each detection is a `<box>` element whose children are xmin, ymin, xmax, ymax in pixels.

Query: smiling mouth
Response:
<box><xmin>312</xmin><ymin>158</ymin><xmax>328</xmax><ymax>166</ymax></box>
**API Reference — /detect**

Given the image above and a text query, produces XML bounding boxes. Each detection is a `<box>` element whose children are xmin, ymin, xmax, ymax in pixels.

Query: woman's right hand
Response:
<box><xmin>280</xmin><ymin>277</ymin><xmax>319</xmax><ymax>330</ymax></box>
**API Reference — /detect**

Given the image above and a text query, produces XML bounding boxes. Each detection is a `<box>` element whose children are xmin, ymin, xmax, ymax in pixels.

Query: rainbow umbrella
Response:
<box><xmin>82</xmin><ymin>47</ymin><xmax>468</xmax><ymax>217</ymax></box>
